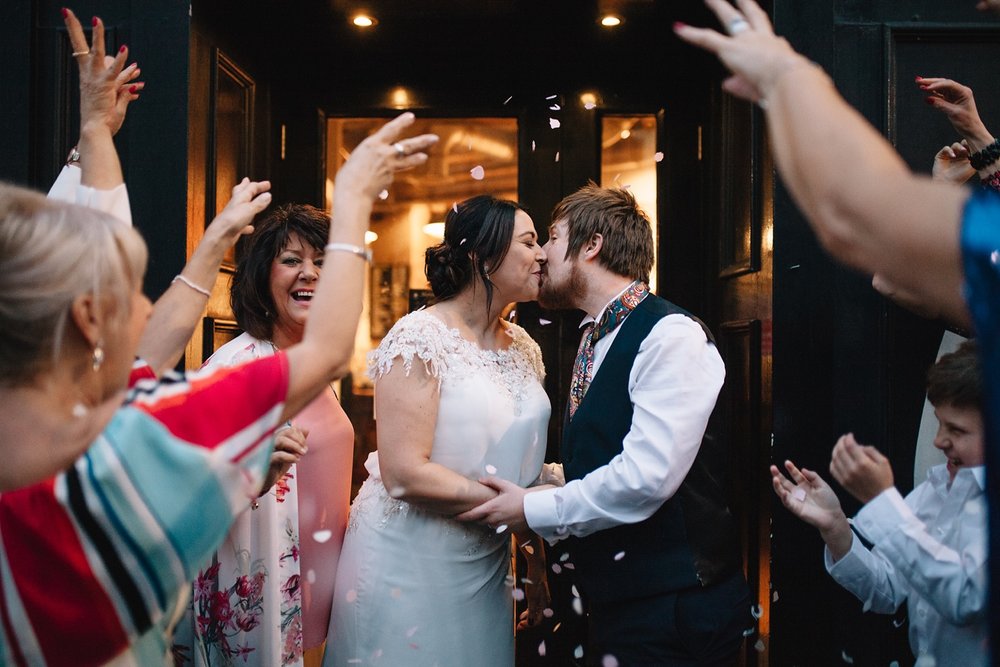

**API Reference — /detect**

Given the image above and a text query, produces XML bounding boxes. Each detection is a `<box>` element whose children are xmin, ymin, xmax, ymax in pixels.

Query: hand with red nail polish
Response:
<box><xmin>915</xmin><ymin>77</ymin><xmax>995</xmax><ymax>153</ymax></box>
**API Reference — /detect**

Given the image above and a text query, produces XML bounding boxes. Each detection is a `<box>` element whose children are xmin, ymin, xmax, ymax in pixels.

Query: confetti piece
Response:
<box><xmin>750</xmin><ymin>604</ymin><xmax>762</xmax><ymax>619</ymax></box>
<box><xmin>841</xmin><ymin>650</ymin><xmax>854</xmax><ymax>664</ymax></box>
<box><xmin>546</xmin><ymin>94</ymin><xmax>557</xmax><ymax>100</ymax></box>
<box><xmin>346</xmin><ymin>589</ymin><xmax>358</xmax><ymax>603</ymax></box>
<box><xmin>742</xmin><ymin>627</ymin><xmax>755</xmax><ymax>637</ymax></box>
<box><xmin>654</xmin><ymin>151</ymin><xmax>664</xmax><ymax>162</ymax></box>
<box><xmin>553</xmin><ymin>622</ymin><xmax>562</xmax><ymax>632</ymax></box>
<box><xmin>542</xmin><ymin>607</ymin><xmax>554</xmax><ymax>618</ymax></box>
<box><xmin>564</xmin><ymin>563</ymin><xmax>575</xmax><ymax>570</ymax></box>
<box><xmin>574</xmin><ymin>645</ymin><xmax>584</xmax><ymax>659</ymax></box>
<box><xmin>772</xmin><ymin>590</ymin><xmax>779</xmax><ymax>602</ymax></box>
<box><xmin>409</xmin><ymin>643</ymin><xmax>419</xmax><ymax>650</ymax></box>
<box><xmin>551</xmin><ymin>563</ymin><xmax>562</xmax><ymax>574</ymax></box>
<box><xmin>754</xmin><ymin>639</ymin><xmax>766</xmax><ymax>653</ymax></box>
<box><xmin>503</xmin><ymin>95</ymin><xmax>513</xmax><ymax>105</ymax></box>
<box><xmin>571</xmin><ymin>585</ymin><xmax>580</xmax><ymax>598</ymax></box>
<box><xmin>496</xmin><ymin>524</ymin><xmax>508</xmax><ymax>534</ymax></box>
<box><xmin>614</xmin><ymin>551</ymin><xmax>625</xmax><ymax>561</ymax></box>
<box><xmin>508</xmin><ymin>310</ymin><xmax>517</xmax><ymax>320</ymax></box>
<box><xmin>584</xmin><ymin>101</ymin><xmax>597</xmax><ymax>110</ymax></box>
<box><xmin>523</xmin><ymin>545</ymin><xmax>535</xmax><ymax>555</ymax></box>
<box><xmin>459</xmin><ymin>237</ymin><xmax>466</xmax><ymax>246</ymax></box>
<box><xmin>539</xmin><ymin>318</ymin><xmax>552</xmax><ymax>326</ymax></box>
<box><xmin>538</xmin><ymin>641</ymin><xmax>546</xmax><ymax>656</ymax></box>
<box><xmin>505</xmin><ymin>574</ymin><xmax>516</xmax><ymax>586</ymax></box>
<box><xmin>372</xmin><ymin>649</ymin><xmax>383</xmax><ymax>659</ymax></box>
<box><xmin>391</xmin><ymin>587</ymin><xmax>402</xmax><ymax>598</ymax></box>
<box><xmin>602</xmin><ymin>656</ymin><xmax>619</xmax><ymax>667</ymax></box>
<box><xmin>560</xmin><ymin>552</ymin><xmax>570</xmax><ymax>562</ymax></box>
<box><xmin>378</xmin><ymin>189</ymin><xmax>389</xmax><ymax>200</ymax></box>
<box><xmin>531</xmin><ymin>140</ymin><xmax>537</xmax><ymax>152</ymax></box>
<box><xmin>521</xmin><ymin>577</ymin><xmax>534</xmax><ymax>585</ymax></box>
<box><xmin>892</xmin><ymin>617</ymin><xmax>905</xmax><ymax>628</ymax></box>
<box><xmin>313</xmin><ymin>529</ymin><xmax>333</xmax><ymax>543</ymax></box>
<box><xmin>549</xmin><ymin>118</ymin><xmax>561</xmax><ymax>129</ymax></box>
<box><xmin>453</xmin><ymin>203</ymin><xmax>460</xmax><ymax>214</ymax></box>
<box><xmin>406</xmin><ymin>626</ymin><xmax>419</xmax><ymax>638</ymax></box>
<box><xmin>513</xmin><ymin>588</ymin><xmax>525</xmax><ymax>601</ymax></box>
<box><xmin>348</xmin><ymin>660</ymin><xmax>362</xmax><ymax>664</ymax></box>
<box><xmin>791</xmin><ymin>488</ymin><xmax>807</xmax><ymax>502</ymax></box>
<box><xmin>470</xmin><ymin>165</ymin><xmax>485</xmax><ymax>180</ymax></box>
<box><xmin>555</xmin><ymin>151</ymin><xmax>560</xmax><ymax>162</ymax></box>
<box><xmin>485</xmin><ymin>464</ymin><xmax>498</xmax><ymax>475</ymax></box>
<box><xmin>306</xmin><ymin>569</ymin><xmax>316</xmax><ymax>584</ymax></box>
<box><xmin>572</xmin><ymin>598</ymin><xmax>584</xmax><ymax>615</ymax></box>
<box><xmin>550</xmin><ymin>104</ymin><xmax>561</xmax><ymax>111</ymax></box>
<box><xmin>622</xmin><ymin>184</ymin><xmax>632</xmax><ymax>190</ymax></box>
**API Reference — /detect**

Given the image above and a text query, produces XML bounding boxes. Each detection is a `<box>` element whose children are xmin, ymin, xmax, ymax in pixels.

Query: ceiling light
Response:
<box><xmin>620</xmin><ymin>129</ymin><xmax>631</xmax><ymax>140</ymax></box>
<box><xmin>580</xmin><ymin>92</ymin><xmax>599</xmax><ymax>110</ymax></box>
<box><xmin>423</xmin><ymin>222</ymin><xmax>445</xmax><ymax>239</ymax></box>
<box><xmin>600</xmin><ymin>14</ymin><xmax>622</xmax><ymax>27</ymax></box>
<box><xmin>352</xmin><ymin>14</ymin><xmax>377</xmax><ymax>27</ymax></box>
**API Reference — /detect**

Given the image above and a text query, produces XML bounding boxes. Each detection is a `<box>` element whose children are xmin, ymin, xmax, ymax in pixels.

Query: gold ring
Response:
<box><xmin>71</xmin><ymin>50</ymin><xmax>90</xmax><ymax>57</ymax></box>
<box><xmin>393</xmin><ymin>142</ymin><xmax>406</xmax><ymax>157</ymax></box>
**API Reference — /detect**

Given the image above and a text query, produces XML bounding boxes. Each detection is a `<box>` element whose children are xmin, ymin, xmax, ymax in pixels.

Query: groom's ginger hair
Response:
<box><xmin>550</xmin><ymin>182</ymin><xmax>654</xmax><ymax>283</ymax></box>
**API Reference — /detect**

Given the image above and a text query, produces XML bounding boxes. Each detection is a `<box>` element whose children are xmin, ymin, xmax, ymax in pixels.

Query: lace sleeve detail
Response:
<box><xmin>507</xmin><ymin>322</ymin><xmax>546</xmax><ymax>382</ymax></box>
<box><xmin>367</xmin><ymin>311</ymin><xmax>453</xmax><ymax>382</ymax></box>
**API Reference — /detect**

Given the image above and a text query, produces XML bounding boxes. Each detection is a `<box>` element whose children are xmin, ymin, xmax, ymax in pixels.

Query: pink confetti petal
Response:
<box><xmin>391</xmin><ymin>587</ymin><xmax>402</xmax><ymax>598</ymax></box>
<box><xmin>453</xmin><ymin>202</ymin><xmax>459</xmax><ymax>214</ymax></box>
<box><xmin>584</xmin><ymin>101</ymin><xmax>597</xmax><ymax>110</ymax></box>
<box><xmin>654</xmin><ymin>151</ymin><xmax>664</xmax><ymax>162</ymax></box>
<box><xmin>313</xmin><ymin>529</ymin><xmax>333</xmax><ymax>543</ymax></box>
<box><xmin>538</xmin><ymin>641</ymin><xmax>546</xmax><ymax>656</ymax></box>
<box><xmin>542</xmin><ymin>607</ymin><xmax>554</xmax><ymax>618</ymax></box>
<box><xmin>378</xmin><ymin>189</ymin><xmax>389</xmax><ymax>200</ymax></box>
<box><xmin>564</xmin><ymin>563</ymin><xmax>575</xmax><ymax>570</ymax></box>
<box><xmin>345</xmin><ymin>589</ymin><xmax>358</xmax><ymax>603</ymax></box>
<box><xmin>531</xmin><ymin>140</ymin><xmax>536</xmax><ymax>152</ymax></box>
<box><xmin>754</xmin><ymin>639</ymin><xmax>766</xmax><ymax>653</ymax></box>
<box><xmin>555</xmin><ymin>151</ymin><xmax>560</xmax><ymax>162</ymax></box>
<box><xmin>602</xmin><ymin>655</ymin><xmax>619</xmax><ymax>667</ymax></box>
<box><xmin>512</xmin><ymin>588</ymin><xmax>525</xmax><ymax>601</ymax></box>
<box><xmin>485</xmin><ymin>464</ymin><xmax>498</xmax><ymax>475</ymax></box>
<box><xmin>549</xmin><ymin>118</ymin><xmax>561</xmax><ymax>129</ymax></box>
<box><xmin>470</xmin><ymin>165</ymin><xmax>486</xmax><ymax>180</ymax></box>
<box><xmin>551</xmin><ymin>563</ymin><xmax>562</xmax><ymax>574</ymax></box>
<box><xmin>539</xmin><ymin>318</ymin><xmax>552</xmax><ymax>326</ymax></box>
<box><xmin>792</xmin><ymin>488</ymin><xmax>807</xmax><ymax>502</ymax></box>
<box><xmin>613</xmin><ymin>551</ymin><xmax>625</xmax><ymax>561</ymax></box>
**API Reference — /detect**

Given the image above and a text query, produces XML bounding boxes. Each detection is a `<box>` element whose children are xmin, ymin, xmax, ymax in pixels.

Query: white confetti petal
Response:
<box><xmin>791</xmin><ymin>488</ymin><xmax>807</xmax><ymax>502</ymax></box>
<box><xmin>550</xmin><ymin>104</ymin><xmax>561</xmax><ymax>111</ymax></box>
<box><xmin>654</xmin><ymin>151</ymin><xmax>664</xmax><ymax>162</ymax></box>
<box><xmin>503</xmin><ymin>95</ymin><xmax>513</xmax><ymax>105</ymax></box>
<box><xmin>520</xmin><ymin>577</ymin><xmax>534</xmax><ymax>585</ymax></box>
<box><xmin>378</xmin><ymin>189</ymin><xmax>389</xmax><ymax>200</ymax></box>
<box><xmin>553</xmin><ymin>622</ymin><xmax>562</xmax><ymax>633</ymax></box>
<box><xmin>513</xmin><ymin>588</ymin><xmax>525</xmax><ymax>601</ymax></box>
<box><xmin>555</xmin><ymin>151</ymin><xmax>560</xmax><ymax>162</ymax></box>
<box><xmin>345</xmin><ymin>589</ymin><xmax>358</xmax><ymax>603</ymax></box>
<box><xmin>750</xmin><ymin>604</ymin><xmax>762</xmax><ymax>619</ymax></box>
<box><xmin>560</xmin><ymin>552</ymin><xmax>570</xmax><ymax>562</ymax></box>
<box><xmin>571</xmin><ymin>584</ymin><xmax>580</xmax><ymax>598</ymax></box>
<box><xmin>772</xmin><ymin>590</ymin><xmax>779</xmax><ymax>602</ymax></box>
<box><xmin>574</xmin><ymin>645</ymin><xmax>584</xmax><ymax>659</ymax></box>
<box><xmin>313</xmin><ymin>529</ymin><xmax>333</xmax><ymax>543</ymax></box>
<box><xmin>505</xmin><ymin>574</ymin><xmax>516</xmax><ymax>586</ymax></box>
<box><xmin>754</xmin><ymin>639</ymin><xmax>766</xmax><ymax>652</ymax></box>
<box><xmin>602</xmin><ymin>655</ymin><xmax>619</xmax><ymax>667</ymax></box>
<box><xmin>549</xmin><ymin>118</ymin><xmax>561</xmax><ymax>129</ymax></box>
<box><xmin>546</xmin><ymin>94</ymin><xmax>558</xmax><ymax>100</ymax></box>
<box><xmin>485</xmin><ymin>464</ymin><xmax>498</xmax><ymax>475</ymax></box>
<box><xmin>531</xmin><ymin>140</ymin><xmax>537</xmax><ymax>152</ymax></box>
<box><xmin>572</xmin><ymin>597</ymin><xmax>584</xmax><ymax>615</ymax></box>
<box><xmin>742</xmin><ymin>627</ymin><xmax>755</xmax><ymax>637</ymax></box>
<box><xmin>406</xmin><ymin>626</ymin><xmax>419</xmax><ymax>638</ymax></box>
<box><xmin>538</xmin><ymin>640</ymin><xmax>546</xmax><ymax>656</ymax></box>
<box><xmin>453</xmin><ymin>203</ymin><xmax>460</xmax><ymax>214</ymax></box>
<box><xmin>495</xmin><ymin>524</ymin><xmax>508</xmax><ymax>534</ymax></box>
<box><xmin>470</xmin><ymin>165</ymin><xmax>485</xmax><ymax>180</ymax></box>
<box><xmin>613</xmin><ymin>551</ymin><xmax>625</xmax><ymax>561</ymax></box>
<box><xmin>306</xmin><ymin>569</ymin><xmax>316</xmax><ymax>584</ymax></box>
<box><xmin>542</xmin><ymin>607</ymin><xmax>554</xmax><ymax>618</ymax></box>
<box><xmin>841</xmin><ymin>650</ymin><xmax>854</xmax><ymax>664</ymax></box>
<box><xmin>539</xmin><ymin>318</ymin><xmax>552</xmax><ymax>326</ymax></box>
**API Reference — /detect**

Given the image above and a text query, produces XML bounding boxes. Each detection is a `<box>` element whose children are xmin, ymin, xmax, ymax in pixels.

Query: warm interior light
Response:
<box><xmin>365</xmin><ymin>230</ymin><xmax>378</xmax><ymax>245</ymax></box>
<box><xmin>620</xmin><ymin>129</ymin><xmax>631</xmax><ymax>140</ymax></box>
<box><xmin>352</xmin><ymin>14</ymin><xmax>376</xmax><ymax>27</ymax></box>
<box><xmin>600</xmin><ymin>14</ymin><xmax>622</xmax><ymax>27</ymax></box>
<box><xmin>422</xmin><ymin>222</ymin><xmax>445</xmax><ymax>239</ymax></box>
<box><xmin>389</xmin><ymin>86</ymin><xmax>411</xmax><ymax>109</ymax></box>
<box><xmin>580</xmin><ymin>92</ymin><xmax>598</xmax><ymax>110</ymax></box>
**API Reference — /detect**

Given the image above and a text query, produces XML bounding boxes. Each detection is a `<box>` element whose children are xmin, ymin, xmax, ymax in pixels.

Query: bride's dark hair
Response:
<box><xmin>425</xmin><ymin>195</ymin><xmax>527</xmax><ymax>314</ymax></box>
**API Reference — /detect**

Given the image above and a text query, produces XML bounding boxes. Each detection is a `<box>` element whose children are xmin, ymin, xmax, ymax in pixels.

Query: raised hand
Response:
<box><xmin>829</xmin><ymin>433</ymin><xmax>895</xmax><ymax>504</ymax></box>
<box><xmin>673</xmin><ymin>0</ymin><xmax>810</xmax><ymax>106</ymax></box>
<box><xmin>770</xmin><ymin>459</ymin><xmax>853</xmax><ymax>560</ymax></box>
<box><xmin>260</xmin><ymin>425</ymin><xmax>309</xmax><ymax>496</ymax></box>
<box><xmin>918</xmin><ymin>77</ymin><xmax>994</xmax><ymax>150</ymax></box>
<box><xmin>204</xmin><ymin>178</ymin><xmax>273</xmax><ymax>249</ymax></box>
<box><xmin>932</xmin><ymin>141</ymin><xmax>976</xmax><ymax>184</ymax></box>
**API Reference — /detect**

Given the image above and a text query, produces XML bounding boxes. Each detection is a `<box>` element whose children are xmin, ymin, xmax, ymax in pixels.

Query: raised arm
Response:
<box><xmin>920</xmin><ymin>77</ymin><xmax>1000</xmax><ymax>186</ymax></box>
<box><xmin>281</xmin><ymin>114</ymin><xmax>438</xmax><ymax>421</ymax></box>
<box><xmin>675</xmin><ymin>0</ymin><xmax>970</xmax><ymax>327</ymax></box>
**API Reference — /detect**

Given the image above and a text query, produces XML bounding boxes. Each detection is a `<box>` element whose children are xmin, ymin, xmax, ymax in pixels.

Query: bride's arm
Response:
<box><xmin>375</xmin><ymin>357</ymin><xmax>497</xmax><ymax>514</ymax></box>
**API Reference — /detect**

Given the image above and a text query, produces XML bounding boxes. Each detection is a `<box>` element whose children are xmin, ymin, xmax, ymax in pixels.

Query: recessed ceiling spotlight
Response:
<box><xmin>352</xmin><ymin>14</ymin><xmax>377</xmax><ymax>27</ymax></box>
<box><xmin>600</xmin><ymin>14</ymin><xmax>622</xmax><ymax>27</ymax></box>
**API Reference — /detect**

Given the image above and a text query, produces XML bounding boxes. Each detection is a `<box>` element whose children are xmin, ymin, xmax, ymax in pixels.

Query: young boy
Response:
<box><xmin>771</xmin><ymin>340</ymin><xmax>986</xmax><ymax>666</ymax></box>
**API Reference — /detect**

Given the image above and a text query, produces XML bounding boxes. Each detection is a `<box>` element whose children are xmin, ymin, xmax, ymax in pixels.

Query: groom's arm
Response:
<box><xmin>523</xmin><ymin>315</ymin><xmax>724</xmax><ymax>543</ymax></box>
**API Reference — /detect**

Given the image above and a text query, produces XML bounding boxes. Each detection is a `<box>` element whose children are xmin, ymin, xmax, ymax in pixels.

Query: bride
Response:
<box><xmin>325</xmin><ymin>195</ymin><xmax>551</xmax><ymax>666</ymax></box>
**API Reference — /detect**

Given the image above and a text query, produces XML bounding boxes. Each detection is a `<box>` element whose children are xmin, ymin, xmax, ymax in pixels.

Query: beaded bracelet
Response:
<box><xmin>325</xmin><ymin>242</ymin><xmax>373</xmax><ymax>263</ymax></box>
<box><xmin>981</xmin><ymin>169</ymin><xmax>1000</xmax><ymax>194</ymax></box>
<box><xmin>171</xmin><ymin>274</ymin><xmax>211</xmax><ymax>297</ymax></box>
<box><xmin>969</xmin><ymin>138</ymin><xmax>1000</xmax><ymax>171</ymax></box>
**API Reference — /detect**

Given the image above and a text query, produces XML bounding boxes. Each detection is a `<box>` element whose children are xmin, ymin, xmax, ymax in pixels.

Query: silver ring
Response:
<box><xmin>727</xmin><ymin>17</ymin><xmax>750</xmax><ymax>35</ymax></box>
<box><xmin>393</xmin><ymin>142</ymin><xmax>406</xmax><ymax>157</ymax></box>
<box><xmin>71</xmin><ymin>50</ymin><xmax>90</xmax><ymax>57</ymax></box>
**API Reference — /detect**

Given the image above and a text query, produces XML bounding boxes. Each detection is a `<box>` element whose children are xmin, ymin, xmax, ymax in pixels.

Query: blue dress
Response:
<box><xmin>959</xmin><ymin>187</ymin><xmax>1000</xmax><ymax>662</ymax></box>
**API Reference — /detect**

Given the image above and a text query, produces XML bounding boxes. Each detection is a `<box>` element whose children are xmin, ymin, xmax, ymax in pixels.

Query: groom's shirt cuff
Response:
<box><xmin>524</xmin><ymin>488</ymin><xmax>570</xmax><ymax>544</ymax></box>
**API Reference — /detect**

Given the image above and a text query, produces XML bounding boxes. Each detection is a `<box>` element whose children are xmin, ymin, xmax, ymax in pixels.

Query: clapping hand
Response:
<box><xmin>771</xmin><ymin>459</ymin><xmax>853</xmax><ymax>560</ymax></box>
<box><xmin>932</xmin><ymin>141</ymin><xmax>976</xmax><ymax>184</ymax></box>
<box><xmin>829</xmin><ymin>433</ymin><xmax>894</xmax><ymax>503</ymax></box>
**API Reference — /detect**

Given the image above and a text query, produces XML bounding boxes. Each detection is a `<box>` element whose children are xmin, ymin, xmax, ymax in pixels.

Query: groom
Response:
<box><xmin>459</xmin><ymin>184</ymin><xmax>750</xmax><ymax>665</ymax></box>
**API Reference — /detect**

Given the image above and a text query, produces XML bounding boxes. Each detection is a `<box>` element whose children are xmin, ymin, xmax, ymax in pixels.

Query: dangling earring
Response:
<box><xmin>92</xmin><ymin>344</ymin><xmax>105</xmax><ymax>372</ymax></box>
<box><xmin>483</xmin><ymin>264</ymin><xmax>491</xmax><ymax>276</ymax></box>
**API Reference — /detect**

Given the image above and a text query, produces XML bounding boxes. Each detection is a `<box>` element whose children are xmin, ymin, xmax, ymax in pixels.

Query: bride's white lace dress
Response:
<box><xmin>324</xmin><ymin>310</ymin><xmax>550</xmax><ymax>667</ymax></box>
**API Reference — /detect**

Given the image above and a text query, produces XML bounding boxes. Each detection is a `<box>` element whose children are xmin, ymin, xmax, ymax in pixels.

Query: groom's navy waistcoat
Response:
<box><xmin>561</xmin><ymin>295</ymin><xmax>740</xmax><ymax>603</ymax></box>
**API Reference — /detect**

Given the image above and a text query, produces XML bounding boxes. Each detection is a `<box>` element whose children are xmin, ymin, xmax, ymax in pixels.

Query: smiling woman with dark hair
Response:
<box><xmin>173</xmin><ymin>204</ymin><xmax>357</xmax><ymax>667</ymax></box>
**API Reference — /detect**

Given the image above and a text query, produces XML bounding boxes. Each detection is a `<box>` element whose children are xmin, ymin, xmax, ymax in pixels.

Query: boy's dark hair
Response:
<box><xmin>926</xmin><ymin>340</ymin><xmax>982</xmax><ymax>410</ymax></box>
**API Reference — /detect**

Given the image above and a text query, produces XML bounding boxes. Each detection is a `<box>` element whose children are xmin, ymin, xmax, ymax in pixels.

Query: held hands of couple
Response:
<box><xmin>456</xmin><ymin>477</ymin><xmax>555</xmax><ymax>534</ymax></box>
<box><xmin>63</xmin><ymin>8</ymin><xmax>143</xmax><ymax>138</ymax></box>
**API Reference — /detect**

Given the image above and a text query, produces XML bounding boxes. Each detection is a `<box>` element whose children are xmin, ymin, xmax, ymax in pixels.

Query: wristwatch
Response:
<box><xmin>66</xmin><ymin>146</ymin><xmax>80</xmax><ymax>166</ymax></box>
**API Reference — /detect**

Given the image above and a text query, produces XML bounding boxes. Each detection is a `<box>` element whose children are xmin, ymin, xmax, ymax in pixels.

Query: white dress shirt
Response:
<box><xmin>46</xmin><ymin>164</ymin><xmax>132</xmax><ymax>225</ymax></box>
<box><xmin>524</xmin><ymin>291</ymin><xmax>725</xmax><ymax>543</ymax></box>
<box><xmin>826</xmin><ymin>465</ymin><xmax>988</xmax><ymax>666</ymax></box>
